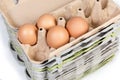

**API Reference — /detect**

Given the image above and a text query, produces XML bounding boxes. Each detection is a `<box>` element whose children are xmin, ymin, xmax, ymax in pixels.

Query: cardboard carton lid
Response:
<box><xmin>0</xmin><ymin>0</ymin><xmax>73</xmax><ymax>27</ymax></box>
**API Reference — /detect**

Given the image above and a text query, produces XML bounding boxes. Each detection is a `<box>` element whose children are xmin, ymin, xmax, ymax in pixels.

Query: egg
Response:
<box><xmin>18</xmin><ymin>24</ymin><xmax>37</xmax><ymax>45</ymax></box>
<box><xmin>66</xmin><ymin>17</ymin><xmax>89</xmax><ymax>38</ymax></box>
<box><xmin>37</xmin><ymin>13</ymin><xmax>56</xmax><ymax>30</ymax></box>
<box><xmin>47</xmin><ymin>26</ymin><xmax>69</xmax><ymax>48</ymax></box>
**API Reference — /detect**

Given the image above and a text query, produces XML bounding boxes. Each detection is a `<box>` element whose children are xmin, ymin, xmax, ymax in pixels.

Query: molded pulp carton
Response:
<box><xmin>0</xmin><ymin>0</ymin><xmax>120</xmax><ymax>80</ymax></box>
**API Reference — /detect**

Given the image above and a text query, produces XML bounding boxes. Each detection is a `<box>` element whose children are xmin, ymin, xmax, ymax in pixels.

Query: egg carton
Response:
<box><xmin>8</xmin><ymin>22</ymin><xmax>120</xmax><ymax>80</ymax></box>
<box><xmin>0</xmin><ymin>0</ymin><xmax>120</xmax><ymax>80</ymax></box>
<box><xmin>9</xmin><ymin>27</ymin><xmax>119</xmax><ymax>80</ymax></box>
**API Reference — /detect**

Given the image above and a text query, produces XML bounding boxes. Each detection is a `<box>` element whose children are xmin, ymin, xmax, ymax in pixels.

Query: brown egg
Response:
<box><xmin>47</xmin><ymin>26</ymin><xmax>69</xmax><ymax>49</ymax></box>
<box><xmin>66</xmin><ymin>17</ymin><xmax>89</xmax><ymax>38</ymax></box>
<box><xmin>18</xmin><ymin>24</ymin><xmax>37</xmax><ymax>45</ymax></box>
<box><xmin>37</xmin><ymin>13</ymin><xmax>56</xmax><ymax>30</ymax></box>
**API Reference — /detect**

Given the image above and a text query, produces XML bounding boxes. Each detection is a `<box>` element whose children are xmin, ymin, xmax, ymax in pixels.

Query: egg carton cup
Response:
<box><xmin>1</xmin><ymin>0</ymin><xmax>120</xmax><ymax>80</ymax></box>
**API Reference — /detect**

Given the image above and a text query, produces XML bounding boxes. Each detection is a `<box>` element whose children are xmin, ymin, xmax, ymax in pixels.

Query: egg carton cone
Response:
<box><xmin>0</xmin><ymin>0</ymin><xmax>120</xmax><ymax>80</ymax></box>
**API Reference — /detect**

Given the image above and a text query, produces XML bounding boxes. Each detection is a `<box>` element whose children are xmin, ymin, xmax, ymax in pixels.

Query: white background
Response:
<box><xmin>0</xmin><ymin>0</ymin><xmax>120</xmax><ymax>80</ymax></box>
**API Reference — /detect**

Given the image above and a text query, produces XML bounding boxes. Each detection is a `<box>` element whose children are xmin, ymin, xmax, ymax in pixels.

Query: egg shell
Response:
<box><xmin>66</xmin><ymin>17</ymin><xmax>89</xmax><ymax>38</ymax></box>
<box><xmin>37</xmin><ymin>14</ymin><xmax>56</xmax><ymax>30</ymax></box>
<box><xmin>47</xmin><ymin>26</ymin><xmax>69</xmax><ymax>49</ymax></box>
<box><xmin>18</xmin><ymin>24</ymin><xmax>37</xmax><ymax>45</ymax></box>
